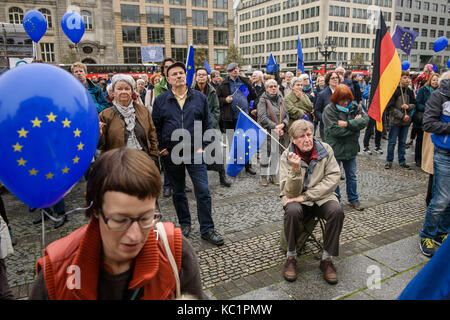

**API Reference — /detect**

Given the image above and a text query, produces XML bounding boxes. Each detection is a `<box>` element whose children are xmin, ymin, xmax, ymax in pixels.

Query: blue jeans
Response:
<box><xmin>162</xmin><ymin>156</ymin><xmax>214</xmax><ymax>234</ymax></box>
<box><xmin>335</xmin><ymin>158</ymin><xmax>359</xmax><ymax>203</ymax></box>
<box><xmin>420</xmin><ymin>147</ymin><xmax>450</xmax><ymax>239</ymax></box>
<box><xmin>386</xmin><ymin>125</ymin><xmax>409</xmax><ymax>165</ymax></box>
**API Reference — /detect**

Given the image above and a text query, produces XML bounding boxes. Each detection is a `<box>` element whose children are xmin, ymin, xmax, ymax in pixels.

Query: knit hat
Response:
<box><xmin>111</xmin><ymin>74</ymin><xmax>135</xmax><ymax>90</ymax></box>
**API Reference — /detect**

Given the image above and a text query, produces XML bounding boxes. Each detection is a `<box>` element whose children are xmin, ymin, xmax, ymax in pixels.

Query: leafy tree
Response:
<box><xmin>226</xmin><ymin>44</ymin><xmax>245</xmax><ymax>66</ymax></box>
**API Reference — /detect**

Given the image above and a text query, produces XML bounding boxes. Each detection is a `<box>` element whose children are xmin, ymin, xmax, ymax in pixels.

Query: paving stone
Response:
<box><xmin>361</xmin><ymin>269</ymin><xmax>421</xmax><ymax>300</ymax></box>
<box><xmin>232</xmin><ymin>284</ymin><xmax>294</xmax><ymax>300</ymax></box>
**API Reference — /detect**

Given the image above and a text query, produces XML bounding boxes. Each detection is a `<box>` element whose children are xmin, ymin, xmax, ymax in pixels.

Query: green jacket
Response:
<box><xmin>153</xmin><ymin>77</ymin><xmax>169</xmax><ymax>99</ymax></box>
<box><xmin>322</xmin><ymin>102</ymin><xmax>368</xmax><ymax>160</ymax></box>
<box><xmin>284</xmin><ymin>91</ymin><xmax>313</xmax><ymax>129</ymax></box>
<box><xmin>192</xmin><ymin>82</ymin><xmax>220</xmax><ymax>130</ymax></box>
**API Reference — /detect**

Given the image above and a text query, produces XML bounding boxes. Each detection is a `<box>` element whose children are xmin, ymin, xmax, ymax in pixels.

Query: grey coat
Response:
<box><xmin>257</xmin><ymin>91</ymin><xmax>290</xmax><ymax>147</ymax></box>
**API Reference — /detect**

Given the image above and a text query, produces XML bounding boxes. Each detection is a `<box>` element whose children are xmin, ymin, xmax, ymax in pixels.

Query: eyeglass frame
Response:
<box><xmin>98</xmin><ymin>207</ymin><xmax>162</xmax><ymax>231</ymax></box>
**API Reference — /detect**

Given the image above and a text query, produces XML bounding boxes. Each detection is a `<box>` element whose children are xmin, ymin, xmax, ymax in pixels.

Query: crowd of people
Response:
<box><xmin>0</xmin><ymin>58</ymin><xmax>449</xmax><ymax>300</ymax></box>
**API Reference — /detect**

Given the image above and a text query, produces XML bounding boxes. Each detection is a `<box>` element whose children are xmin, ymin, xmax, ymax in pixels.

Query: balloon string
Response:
<box><xmin>41</xmin><ymin>201</ymin><xmax>94</xmax><ymax>223</ymax></box>
<box><xmin>41</xmin><ymin>209</ymin><xmax>45</xmax><ymax>274</ymax></box>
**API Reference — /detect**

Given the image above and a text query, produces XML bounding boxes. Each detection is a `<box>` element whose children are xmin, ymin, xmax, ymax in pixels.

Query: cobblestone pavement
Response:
<box><xmin>3</xmin><ymin>131</ymin><xmax>429</xmax><ymax>299</ymax></box>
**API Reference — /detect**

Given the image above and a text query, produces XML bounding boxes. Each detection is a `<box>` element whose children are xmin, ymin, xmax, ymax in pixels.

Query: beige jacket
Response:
<box><xmin>421</xmin><ymin>131</ymin><xmax>434</xmax><ymax>174</ymax></box>
<box><xmin>280</xmin><ymin>139</ymin><xmax>341</xmax><ymax>207</ymax></box>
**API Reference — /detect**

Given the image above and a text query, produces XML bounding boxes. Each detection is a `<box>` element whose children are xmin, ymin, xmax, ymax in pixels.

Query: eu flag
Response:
<box><xmin>297</xmin><ymin>35</ymin><xmax>305</xmax><ymax>73</ymax></box>
<box><xmin>204</xmin><ymin>58</ymin><xmax>211</xmax><ymax>75</ymax></box>
<box><xmin>238</xmin><ymin>84</ymin><xmax>249</xmax><ymax>97</ymax></box>
<box><xmin>226</xmin><ymin>110</ymin><xmax>267</xmax><ymax>177</ymax></box>
<box><xmin>186</xmin><ymin>44</ymin><xmax>195</xmax><ymax>86</ymax></box>
<box><xmin>266</xmin><ymin>53</ymin><xmax>278</xmax><ymax>73</ymax></box>
<box><xmin>391</xmin><ymin>25</ymin><xmax>419</xmax><ymax>55</ymax></box>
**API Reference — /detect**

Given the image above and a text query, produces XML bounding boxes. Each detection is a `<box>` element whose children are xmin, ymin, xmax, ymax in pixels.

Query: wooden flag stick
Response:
<box><xmin>236</xmin><ymin>106</ymin><xmax>288</xmax><ymax>152</ymax></box>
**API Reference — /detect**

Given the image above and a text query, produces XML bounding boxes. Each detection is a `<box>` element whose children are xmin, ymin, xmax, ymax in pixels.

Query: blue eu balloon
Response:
<box><xmin>0</xmin><ymin>64</ymin><xmax>98</xmax><ymax>208</ymax></box>
<box><xmin>22</xmin><ymin>10</ymin><xmax>47</xmax><ymax>42</ymax></box>
<box><xmin>61</xmin><ymin>12</ymin><xmax>85</xmax><ymax>44</ymax></box>
<box><xmin>401</xmin><ymin>61</ymin><xmax>410</xmax><ymax>71</ymax></box>
<box><xmin>432</xmin><ymin>64</ymin><xmax>438</xmax><ymax>72</ymax></box>
<box><xmin>433</xmin><ymin>36</ymin><xmax>448</xmax><ymax>53</ymax></box>
<box><xmin>447</xmin><ymin>58</ymin><xmax>450</xmax><ymax>69</ymax></box>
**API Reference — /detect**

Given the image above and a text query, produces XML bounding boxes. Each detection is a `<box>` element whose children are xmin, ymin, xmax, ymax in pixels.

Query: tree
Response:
<box><xmin>226</xmin><ymin>44</ymin><xmax>245</xmax><ymax>66</ymax></box>
<box><xmin>350</xmin><ymin>53</ymin><xmax>364</xmax><ymax>67</ymax></box>
<box><xmin>194</xmin><ymin>48</ymin><xmax>208</xmax><ymax>68</ymax></box>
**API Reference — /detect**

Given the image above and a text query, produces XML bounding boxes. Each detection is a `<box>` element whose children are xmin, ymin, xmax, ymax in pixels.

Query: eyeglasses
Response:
<box><xmin>330</xmin><ymin>76</ymin><xmax>339</xmax><ymax>80</ymax></box>
<box><xmin>98</xmin><ymin>208</ymin><xmax>159</xmax><ymax>231</ymax></box>
<box><xmin>196</xmin><ymin>73</ymin><xmax>208</xmax><ymax>77</ymax></box>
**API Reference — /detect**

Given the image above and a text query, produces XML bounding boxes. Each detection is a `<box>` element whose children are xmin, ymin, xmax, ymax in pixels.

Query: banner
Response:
<box><xmin>141</xmin><ymin>46</ymin><xmax>164</xmax><ymax>63</ymax></box>
<box><xmin>9</xmin><ymin>58</ymin><xmax>34</xmax><ymax>69</ymax></box>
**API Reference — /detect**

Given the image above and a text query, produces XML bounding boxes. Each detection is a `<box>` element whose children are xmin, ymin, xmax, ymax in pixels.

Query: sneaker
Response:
<box><xmin>374</xmin><ymin>147</ymin><xmax>383</xmax><ymax>154</ymax></box>
<box><xmin>419</xmin><ymin>238</ymin><xmax>436</xmax><ymax>257</ymax></box>
<box><xmin>384</xmin><ymin>162</ymin><xmax>392</xmax><ymax>169</ymax></box>
<box><xmin>319</xmin><ymin>258</ymin><xmax>338</xmax><ymax>285</ymax></box>
<box><xmin>201</xmin><ymin>230</ymin><xmax>224</xmax><ymax>246</ymax></box>
<box><xmin>433</xmin><ymin>234</ymin><xmax>448</xmax><ymax>246</ymax></box>
<box><xmin>363</xmin><ymin>147</ymin><xmax>372</xmax><ymax>155</ymax></box>
<box><xmin>283</xmin><ymin>257</ymin><xmax>297</xmax><ymax>282</ymax></box>
<box><xmin>53</xmin><ymin>212</ymin><xmax>68</xmax><ymax>229</ymax></box>
<box><xmin>260</xmin><ymin>176</ymin><xmax>269</xmax><ymax>187</ymax></box>
<box><xmin>399</xmin><ymin>163</ymin><xmax>411</xmax><ymax>169</ymax></box>
<box><xmin>32</xmin><ymin>208</ymin><xmax>53</xmax><ymax>224</ymax></box>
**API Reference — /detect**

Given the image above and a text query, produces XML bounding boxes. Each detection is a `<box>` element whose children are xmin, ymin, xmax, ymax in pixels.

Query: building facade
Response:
<box><xmin>236</xmin><ymin>0</ymin><xmax>396</xmax><ymax>72</ymax></box>
<box><xmin>394</xmin><ymin>0</ymin><xmax>450</xmax><ymax>71</ymax></box>
<box><xmin>1</xmin><ymin>0</ymin><xmax>117</xmax><ymax>65</ymax></box>
<box><xmin>114</xmin><ymin>0</ymin><xmax>234</xmax><ymax>70</ymax></box>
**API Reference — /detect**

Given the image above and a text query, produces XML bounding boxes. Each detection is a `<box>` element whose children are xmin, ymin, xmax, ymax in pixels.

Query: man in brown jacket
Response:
<box><xmin>280</xmin><ymin>120</ymin><xmax>344</xmax><ymax>284</ymax></box>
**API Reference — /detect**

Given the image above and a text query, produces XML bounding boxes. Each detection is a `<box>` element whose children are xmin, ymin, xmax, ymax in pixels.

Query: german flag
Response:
<box><xmin>368</xmin><ymin>12</ymin><xmax>401</xmax><ymax>132</ymax></box>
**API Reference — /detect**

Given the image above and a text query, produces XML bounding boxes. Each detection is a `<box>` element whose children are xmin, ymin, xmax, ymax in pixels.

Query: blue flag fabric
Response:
<box><xmin>226</xmin><ymin>110</ymin><xmax>268</xmax><ymax>177</ymax></box>
<box><xmin>266</xmin><ymin>53</ymin><xmax>278</xmax><ymax>73</ymax></box>
<box><xmin>186</xmin><ymin>45</ymin><xmax>195</xmax><ymax>87</ymax></box>
<box><xmin>204</xmin><ymin>58</ymin><xmax>211</xmax><ymax>75</ymax></box>
<box><xmin>391</xmin><ymin>25</ymin><xmax>419</xmax><ymax>55</ymax></box>
<box><xmin>297</xmin><ymin>35</ymin><xmax>305</xmax><ymax>73</ymax></box>
<box><xmin>398</xmin><ymin>237</ymin><xmax>450</xmax><ymax>300</ymax></box>
<box><xmin>238</xmin><ymin>84</ymin><xmax>249</xmax><ymax>97</ymax></box>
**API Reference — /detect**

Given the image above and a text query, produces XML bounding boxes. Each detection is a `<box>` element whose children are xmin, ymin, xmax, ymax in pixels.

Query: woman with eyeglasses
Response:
<box><xmin>257</xmin><ymin>79</ymin><xmax>290</xmax><ymax>187</ymax></box>
<box><xmin>314</xmin><ymin>72</ymin><xmax>340</xmax><ymax>140</ymax></box>
<box><xmin>29</xmin><ymin>147</ymin><xmax>205</xmax><ymax>300</ymax></box>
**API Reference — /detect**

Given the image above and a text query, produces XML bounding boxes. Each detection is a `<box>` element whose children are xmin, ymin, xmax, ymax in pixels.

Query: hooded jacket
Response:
<box><xmin>86</xmin><ymin>79</ymin><xmax>110</xmax><ymax>113</ymax></box>
<box><xmin>386</xmin><ymin>85</ymin><xmax>416</xmax><ymax>127</ymax></box>
<box><xmin>424</xmin><ymin>79</ymin><xmax>450</xmax><ymax>150</ymax></box>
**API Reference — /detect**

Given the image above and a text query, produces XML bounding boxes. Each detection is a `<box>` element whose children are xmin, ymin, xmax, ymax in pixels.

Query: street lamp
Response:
<box><xmin>316</xmin><ymin>36</ymin><xmax>337</xmax><ymax>74</ymax></box>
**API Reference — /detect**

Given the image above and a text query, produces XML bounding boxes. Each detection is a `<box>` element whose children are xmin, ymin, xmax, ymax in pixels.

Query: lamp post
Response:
<box><xmin>316</xmin><ymin>36</ymin><xmax>337</xmax><ymax>74</ymax></box>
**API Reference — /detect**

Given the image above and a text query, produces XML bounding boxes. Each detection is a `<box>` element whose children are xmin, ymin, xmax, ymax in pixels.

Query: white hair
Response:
<box><xmin>136</xmin><ymin>79</ymin><xmax>145</xmax><ymax>86</ymax></box>
<box><xmin>264</xmin><ymin>79</ymin><xmax>278</xmax><ymax>89</ymax></box>
<box><xmin>299</xmin><ymin>74</ymin><xmax>309</xmax><ymax>81</ymax></box>
<box><xmin>290</xmin><ymin>77</ymin><xmax>303</xmax><ymax>87</ymax></box>
<box><xmin>439</xmin><ymin>71</ymin><xmax>450</xmax><ymax>85</ymax></box>
<box><xmin>252</xmin><ymin>70</ymin><xmax>263</xmax><ymax>80</ymax></box>
<box><xmin>285</xmin><ymin>71</ymin><xmax>294</xmax><ymax>77</ymax></box>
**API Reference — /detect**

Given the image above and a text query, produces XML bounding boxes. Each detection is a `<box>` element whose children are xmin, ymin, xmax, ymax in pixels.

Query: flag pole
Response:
<box><xmin>235</xmin><ymin>106</ymin><xmax>288</xmax><ymax>152</ymax></box>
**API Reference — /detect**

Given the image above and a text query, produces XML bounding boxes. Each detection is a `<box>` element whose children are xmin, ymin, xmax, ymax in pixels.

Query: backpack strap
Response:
<box><xmin>265</xmin><ymin>98</ymin><xmax>278</xmax><ymax>124</ymax></box>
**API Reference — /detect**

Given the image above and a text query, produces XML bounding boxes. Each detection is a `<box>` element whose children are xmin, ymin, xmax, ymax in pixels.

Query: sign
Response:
<box><xmin>9</xmin><ymin>58</ymin><xmax>33</xmax><ymax>68</ymax></box>
<box><xmin>141</xmin><ymin>46</ymin><xmax>164</xmax><ymax>63</ymax></box>
<box><xmin>214</xmin><ymin>65</ymin><xmax>224</xmax><ymax>70</ymax></box>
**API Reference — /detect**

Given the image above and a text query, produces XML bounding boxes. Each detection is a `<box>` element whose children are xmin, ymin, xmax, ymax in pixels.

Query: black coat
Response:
<box><xmin>314</xmin><ymin>86</ymin><xmax>333</xmax><ymax>122</ymax></box>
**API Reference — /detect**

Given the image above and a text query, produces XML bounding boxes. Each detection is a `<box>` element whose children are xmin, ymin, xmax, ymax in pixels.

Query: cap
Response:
<box><xmin>226</xmin><ymin>62</ymin><xmax>238</xmax><ymax>72</ymax></box>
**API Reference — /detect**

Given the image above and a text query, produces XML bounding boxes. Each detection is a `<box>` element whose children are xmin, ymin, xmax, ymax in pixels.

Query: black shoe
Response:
<box><xmin>374</xmin><ymin>147</ymin><xmax>383</xmax><ymax>154</ymax></box>
<box><xmin>433</xmin><ymin>234</ymin><xmax>448</xmax><ymax>246</ymax></box>
<box><xmin>384</xmin><ymin>162</ymin><xmax>392</xmax><ymax>169</ymax></box>
<box><xmin>32</xmin><ymin>208</ymin><xmax>52</xmax><ymax>224</ymax></box>
<box><xmin>163</xmin><ymin>188</ymin><xmax>172</xmax><ymax>198</ymax></box>
<box><xmin>399</xmin><ymin>163</ymin><xmax>411</xmax><ymax>169</ymax></box>
<box><xmin>219</xmin><ymin>170</ymin><xmax>232</xmax><ymax>187</ymax></box>
<box><xmin>181</xmin><ymin>225</ymin><xmax>191</xmax><ymax>238</ymax></box>
<box><xmin>54</xmin><ymin>213</ymin><xmax>67</xmax><ymax>229</ymax></box>
<box><xmin>245</xmin><ymin>166</ymin><xmax>256</xmax><ymax>175</ymax></box>
<box><xmin>185</xmin><ymin>186</ymin><xmax>192</xmax><ymax>193</ymax></box>
<box><xmin>420</xmin><ymin>238</ymin><xmax>436</xmax><ymax>257</ymax></box>
<box><xmin>201</xmin><ymin>230</ymin><xmax>224</xmax><ymax>246</ymax></box>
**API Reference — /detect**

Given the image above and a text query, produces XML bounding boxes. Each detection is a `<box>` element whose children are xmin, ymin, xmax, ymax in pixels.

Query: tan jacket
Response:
<box><xmin>98</xmin><ymin>101</ymin><xmax>159</xmax><ymax>158</ymax></box>
<box><xmin>421</xmin><ymin>131</ymin><xmax>434</xmax><ymax>174</ymax></box>
<box><xmin>280</xmin><ymin>139</ymin><xmax>340</xmax><ymax>207</ymax></box>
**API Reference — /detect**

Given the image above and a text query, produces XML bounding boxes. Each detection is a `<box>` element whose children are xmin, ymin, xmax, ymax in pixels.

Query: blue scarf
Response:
<box><xmin>336</xmin><ymin>102</ymin><xmax>352</xmax><ymax>113</ymax></box>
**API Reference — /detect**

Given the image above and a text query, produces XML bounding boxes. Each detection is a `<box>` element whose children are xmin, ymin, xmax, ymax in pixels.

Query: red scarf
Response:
<box><xmin>294</xmin><ymin>144</ymin><xmax>317</xmax><ymax>165</ymax></box>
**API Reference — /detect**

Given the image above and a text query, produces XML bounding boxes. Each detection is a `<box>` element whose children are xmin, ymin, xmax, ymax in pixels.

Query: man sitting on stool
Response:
<box><xmin>280</xmin><ymin>119</ymin><xmax>344</xmax><ymax>284</ymax></box>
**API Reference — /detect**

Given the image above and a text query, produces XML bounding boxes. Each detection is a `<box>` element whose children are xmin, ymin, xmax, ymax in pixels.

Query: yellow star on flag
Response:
<box><xmin>62</xmin><ymin>118</ymin><xmax>71</xmax><ymax>128</ymax></box>
<box><xmin>62</xmin><ymin>167</ymin><xmax>69</xmax><ymax>174</ymax></box>
<box><xmin>45</xmin><ymin>172</ymin><xmax>54</xmax><ymax>179</ymax></box>
<box><xmin>73</xmin><ymin>128</ymin><xmax>82</xmax><ymax>137</ymax></box>
<box><xmin>31</xmin><ymin>117</ymin><xmax>42</xmax><ymax>128</ymax></box>
<box><xmin>73</xmin><ymin>156</ymin><xmax>80</xmax><ymax>164</ymax></box>
<box><xmin>17</xmin><ymin>158</ymin><xmax>27</xmax><ymax>166</ymax></box>
<box><xmin>77</xmin><ymin>142</ymin><xmax>84</xmax><ymax>151</ymax></box>
<box><xmin>29</xmin><ymin>168</ymin><xmax>38</xmax><ymax>176</ymax></box>
<box><xmin>12</xmin><ymin>142</ymin><xmax>23</xmax><ymax>152</ymax></box>
<box><xmin>17</xmin><ymin>128</ymin><xmax>29</xmax><ymax>138</ymax></box>
<box><xmin>46</xmin><ymin>112</ymin><xmax>57</xmax><ymax>122</ymax></box>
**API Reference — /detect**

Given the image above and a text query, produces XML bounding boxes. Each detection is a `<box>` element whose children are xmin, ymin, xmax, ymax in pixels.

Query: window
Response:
<box><xmin>122</xmin><ymin>26</ymin><xmax>141</xmax><ymax>43</ymax></box>
<box><xmin>439</xmin><ymin>18</ymin><xmax>445</xmax><ymax>26</ymax></box>
<box><xmin>413</xmin><ymin>14</ymin><xmax>420</xmax><ymax>23</ymax></box>
<box><xmin>9</xmin><ymin>7</ymin><xmax>23</xmax><ymax>24</ymax></box>
<box><xmin>38</xmin><ymin>9</ymin><xmax>52</xmax><ymax>28</ymax></box>
<box><xmin>170</xmin><ymin>0</ymin><xmax>186</xmax><ymax>5</ymax></box>
<box><xmin>192</xmin><ymin>10</ymin><xmax>208</xmax><ymax>27</ymax></box>
<box><xmin>395</xmin><ymin>12</ymin><xmax>402</xmax><ymax>21</ymax></box>
<box><xmin>192</xmin><ymin>0</ymin><xmax>208</xmax><ymax>7</ymax></box>
<box><xmin>81</xmin><ymin>10</ymin><xmax>93</xmax><ymax>30</ymax></box>
<box><xmin>146</xmin><ymin>0</ymin><xmax>163</xmax><ymax>3</ymax></box>
<box><xmin>193</xmin><ymin>29</ymin><xmax>208</xmax><ymax>45</ymax></box>
<box><xmin>421</xmin><ymin>29</ymin><xmax>427</xmax><ymax>37</ymax></box>
<box><xmin>171</xmin><ymin>47</ymin><xmax>187</xmax><ymax>62</ymax></box>
<box><xmin>404</xmin><ymin>13</ymin><xmax>411</xmax><ymax>22</ymax></box>
<box><xmin>431</xmin><ymin>16</ymin><xmax>436</xmax><ymax>24</ymax></box>
<box><xmin>213</xmin><ymin>12</ymin><xmax>228</xmax><ymax>27</ymax></box>
<box><xmin>424</xmin><ymin>2</ymin><xmax>429</xmax><ymax>10</ymax></box>
<box><xmin>121</xmin><ymin>5</ymin><xmax>139</xmax><ymax>23</ymax></box>
<box><xmin>414</xmin><ymin>0</ymin><xmax>421</xmax><ymax>9</ymax></box>
<box><xmin>171</xmin><ymin>28</ymin><xmax>187</xmax><ymax>44</ymax></box>
<box><xmin>214</xmin><ymin>49</ymin><xmax>227</xmax><ymax>65</ymax></box>
<box><xmin>428</xmin><ymin>42</ymin><xmax>433</xmax><ymax>50</ymax></box>
<box><xmin>147</xmin><ymin>27</ymin><xmax>164</xmax><ymax>43</ymax></box>
<box><xmin>146</xmin><ymin>7</ymin><xmax>164</xmax><ymax>24</ymax></box>
<box><xmin>213</xmin><ymin>0</ymin><xmax>228</xmax><ymax>9</ymax></box>
<box><xmin>430</xmin><ymin>29</ymin><xmax>436</xmax><ymax>37</ymax></box>
<box><xmin>420</xmin><ymin>42</ymin><xmax>426</xmax><ymax>50</ymax></box>
<box><xmin>214</xmin><ymin>30</ymin><xmax>228</xmax><ymax>45</ymax></box>
<box><xmin>170</xmin><ymin>8</ymin><xmax>186</xmax><ymax>25</ymax></box>
<box><xmin>40</xmin><ymin>43</ymin><xmax>55</xmax><ymax>62</ymax></box>
<box><xmin>422</xmin><ymin>15</ymin><xmax>428</xmax><ymax>23</ymax></box>
<box><xmin>123</xmin><ymin>47</ymin><xmax>141</xmax><ymax>63</ymax></box>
